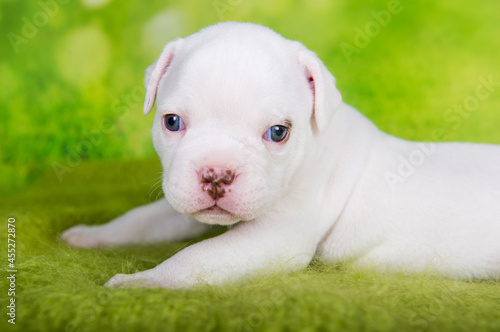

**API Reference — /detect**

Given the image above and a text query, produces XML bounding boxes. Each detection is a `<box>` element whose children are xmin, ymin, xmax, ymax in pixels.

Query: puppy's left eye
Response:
<box><xmin>263</xmin><ymin>125</ymin><xmax>289</xmax><ymax>142</ymax></box>
<box><xmin>163</xmin><ymin>114</ymin><xmax>185</xmax><ymax>132</ymax></box>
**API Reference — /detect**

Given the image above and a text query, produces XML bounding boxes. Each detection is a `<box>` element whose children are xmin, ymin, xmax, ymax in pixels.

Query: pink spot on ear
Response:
<box><xmin>304</xmin><ymin>67</ymin><xmax>315</xmax><ymax>98</ymax></box>
<box><xmin>308</xmin><ymin>75</ymin><xmax>315</xmax><ymax>87</ymax></box>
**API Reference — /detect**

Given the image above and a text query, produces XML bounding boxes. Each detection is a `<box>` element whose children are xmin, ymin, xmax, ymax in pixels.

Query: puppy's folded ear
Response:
<box><xmin>143</xmin><ymin>39</ymin><xmax>183</xmax><ymax>115</ymax></box>
<box><xmin>297</xmin><ymin>49</ymin><xmax>342</xmax><ymax>132</ymax></box>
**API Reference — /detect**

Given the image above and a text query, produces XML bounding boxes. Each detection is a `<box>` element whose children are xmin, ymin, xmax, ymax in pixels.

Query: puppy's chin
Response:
<box><xmin>191</xmin><ymin>206</ymin><xmax>242</xmax><ymax>226</ymax></box>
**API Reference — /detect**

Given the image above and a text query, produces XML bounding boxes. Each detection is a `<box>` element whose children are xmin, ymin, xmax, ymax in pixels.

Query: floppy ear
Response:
<box><xmin>143</xmin><ymin>39</ymin><xmax>182</xmax><ymax>115</ymax></box>
<box><xmin>297</xmin><ymin>49</ymin><xmax>342</xmax><ymax>132</ymax></box>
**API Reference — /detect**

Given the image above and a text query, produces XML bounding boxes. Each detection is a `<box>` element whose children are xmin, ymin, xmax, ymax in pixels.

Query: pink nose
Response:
<box><xmin>200</xmin><ymin>167</ymin><xmax>235</xmax><ymax>200</ymax></box>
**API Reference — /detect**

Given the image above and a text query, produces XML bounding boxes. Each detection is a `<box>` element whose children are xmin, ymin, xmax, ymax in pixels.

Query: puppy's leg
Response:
<box><xmin>104</xmin><ymin>208</ymin><xmax>321</xmax><ymax>288</ymax></box>
<box><xmin>62</xmin><ymin>199</ymin><xmax>210</xmax><ymax>248</ymax></box>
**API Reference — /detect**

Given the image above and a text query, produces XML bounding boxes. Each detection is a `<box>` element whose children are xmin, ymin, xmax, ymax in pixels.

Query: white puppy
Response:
<box><xmin>62</xmin><ymin>22</ymin><xmax>500</xmax><ymax>288</ymax></box>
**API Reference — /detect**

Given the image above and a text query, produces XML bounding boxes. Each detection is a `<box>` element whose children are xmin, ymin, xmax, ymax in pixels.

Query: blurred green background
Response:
<box><xmin>1</xmin><ymin>2</ymin><xmax>500</xmax><ymax>331</ymax></box>
<box><xmin>1</xmin><ymin>0</ymin><xmax>499</xmax><ymax>194</ymax></box>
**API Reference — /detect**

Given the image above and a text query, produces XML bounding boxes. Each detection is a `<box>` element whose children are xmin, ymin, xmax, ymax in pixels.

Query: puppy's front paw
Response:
<box><xmin>104</xmin><ymin>273</ymin><xmax>131</xmax><ymax>288</ymax></box>
<box><xmin>61</xmin><ymin>224</ymin><xmax>109</xmax><ymax>248</ymax></box>
<box><xmin>104</xmin><ymin>272</ymin><xmax>167</xmax><ymax>288</ymax></box>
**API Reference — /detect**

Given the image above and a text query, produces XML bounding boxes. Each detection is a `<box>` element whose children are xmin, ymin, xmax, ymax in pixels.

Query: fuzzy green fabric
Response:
<box><xmin>2</xmin><ymin>0</ymin><xmax>500</xmax><ymax>331</ymax></box>
<box><xmin>1</xmin><ymin>159</ymin><xmax>499</xmax><ymax>332</ymax></box>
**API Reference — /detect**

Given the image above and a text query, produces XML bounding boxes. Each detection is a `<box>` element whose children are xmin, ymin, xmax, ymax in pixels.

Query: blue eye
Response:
<box><xmin>163</xmin><ymin>114</ymin><xmax>185</xmax><ymax>131</ymax></box>
<box><xmin>263</xmin><ymin>125</ymin><xmax>289</xmax><ymax>142</ymax></box>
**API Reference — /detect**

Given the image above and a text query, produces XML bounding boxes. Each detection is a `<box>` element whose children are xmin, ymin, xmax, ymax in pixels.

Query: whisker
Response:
<box><xmin>148</xmin><ymin>174</ymin><xmax>164</xmax><ymax>202</ymax></box>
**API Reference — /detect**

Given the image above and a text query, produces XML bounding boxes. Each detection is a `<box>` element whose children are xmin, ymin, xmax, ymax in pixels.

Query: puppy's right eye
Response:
<box><xmin>163</xmin><ymin>114</ymin><xmax>185</xmax><ymax>132</ymax></box>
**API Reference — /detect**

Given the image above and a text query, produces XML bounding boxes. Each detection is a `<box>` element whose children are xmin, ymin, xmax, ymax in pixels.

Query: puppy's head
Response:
<box><xmin>144</xmin><ymin>22</ymin><xmax>342</xmax><ymax>225</ymax></box>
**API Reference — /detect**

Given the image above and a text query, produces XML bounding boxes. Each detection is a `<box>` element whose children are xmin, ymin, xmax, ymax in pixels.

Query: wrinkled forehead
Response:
<box><xmin>156</xmin><ymin>34</ymin><xmax>309</xmax><ymax>126</ymax></box>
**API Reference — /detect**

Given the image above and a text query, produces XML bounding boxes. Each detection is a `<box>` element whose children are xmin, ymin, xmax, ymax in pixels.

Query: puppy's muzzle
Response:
<box><xmin>199</xmin><ymin>167</ymin><xmax>236</xmax><ymax>200</ymax></box>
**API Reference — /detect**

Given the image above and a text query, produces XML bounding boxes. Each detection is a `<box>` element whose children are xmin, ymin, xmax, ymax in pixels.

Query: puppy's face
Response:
<box><xmin>145</xmin><ymin>23</ymin><xmax>341</xmax><ymax>225</ymax></box>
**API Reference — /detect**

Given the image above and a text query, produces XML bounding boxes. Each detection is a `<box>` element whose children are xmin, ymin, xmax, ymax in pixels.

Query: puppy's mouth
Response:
<box><xmin>199</xmin><ymin>204</ymin><xmax>233</xmax><ymax>216</ymax></box>
<box><xmin>194</xmin><ymin>204</ymin><xmax>241</xmax><ymax>225</ymax></box>
<box><xmin>203</xmin><ymin>205</ymin><xmax>227</xmax><ymax>213</ymax></box>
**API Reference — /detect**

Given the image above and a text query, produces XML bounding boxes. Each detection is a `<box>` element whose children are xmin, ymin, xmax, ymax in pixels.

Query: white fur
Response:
<box><xmin>62</xmin><ymin>22</ymin><xmax>500</xmax><ymax>288</ymax></box>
